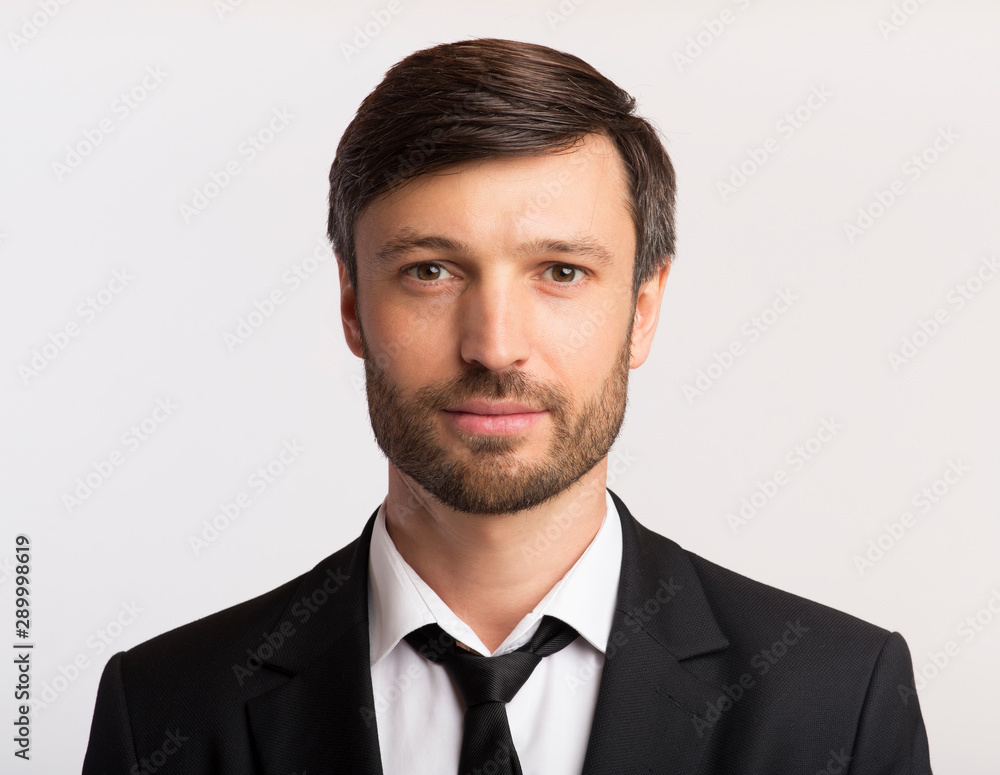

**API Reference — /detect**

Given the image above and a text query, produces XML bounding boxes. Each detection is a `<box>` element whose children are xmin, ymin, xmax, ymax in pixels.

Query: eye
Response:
<box><xmin>543</xmin><ymin>264</ymin><xmax>586</xmax><ymax>284</ymax></box>
<box><xmin>404</xmin><ymin>262</ymin><xmax>454</xmax><ymax>282</ymax></box>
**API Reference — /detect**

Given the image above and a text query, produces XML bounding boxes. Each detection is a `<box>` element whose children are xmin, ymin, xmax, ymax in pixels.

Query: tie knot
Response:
<box><xmin>403</xmin><ymin>615</ymin><xmax>579</xmax><ymax>707</ymax></box>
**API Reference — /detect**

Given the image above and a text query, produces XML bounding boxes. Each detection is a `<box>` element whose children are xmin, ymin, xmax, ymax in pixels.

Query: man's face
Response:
<box><xmin>343</xmin><ymin>133</ymin><xmax>655</xmax><ymax>515</ymax></box>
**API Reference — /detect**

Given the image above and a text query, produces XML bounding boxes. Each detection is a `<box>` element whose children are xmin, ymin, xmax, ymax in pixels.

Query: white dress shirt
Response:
<box><xmin>368</xmin><ymin>488</ymin><xmax>623</xmax><ymax>775</ymax></box>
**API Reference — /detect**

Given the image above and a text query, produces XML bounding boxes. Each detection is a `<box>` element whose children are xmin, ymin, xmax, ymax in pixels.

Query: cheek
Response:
<box><xmin>540</xmin><ymin>302</ymin><xmax>626</xmax><ymax>373</ymax></box>
<box><xmin>363</xmin><ymin>302</ymin><xmax>453</xmax><ymax>385</ymax></box>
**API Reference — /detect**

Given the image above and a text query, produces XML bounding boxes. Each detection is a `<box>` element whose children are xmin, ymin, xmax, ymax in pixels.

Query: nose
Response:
<box><xmin>458</xmin><ymin>278</ymin><xmax>532</xmax><ymax>372</ymax></box>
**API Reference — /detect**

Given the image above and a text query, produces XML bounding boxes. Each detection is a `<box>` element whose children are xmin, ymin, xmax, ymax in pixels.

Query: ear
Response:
<box><xmin>629</xmin><ymin>260</ymin><xmax>671</xmax><ymax>369</ymax></box>
<box><xmin>338</xmin><ymin>259</ymin><xmax>365</xmax><ymax>358</ymax></box>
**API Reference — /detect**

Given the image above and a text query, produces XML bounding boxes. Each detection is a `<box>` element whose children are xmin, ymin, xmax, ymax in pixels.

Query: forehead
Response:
<box><xmin>354</xmin><ymin>132</ymin><xmax>635</xmax><ymax>267</ymax></box>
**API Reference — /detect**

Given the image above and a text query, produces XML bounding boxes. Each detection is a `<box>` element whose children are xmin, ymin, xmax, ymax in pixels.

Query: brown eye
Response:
<box><xmin>406</xmin><ymin>263</ymin><xmax>453</xmax><ymax>281</ymax></box>
<box><xmin>545</xmin><ymin>264</ymin><xmax>584</xmax><ymax>283</ymax></box>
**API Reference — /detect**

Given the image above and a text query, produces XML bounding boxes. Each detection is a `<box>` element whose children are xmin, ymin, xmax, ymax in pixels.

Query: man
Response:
<box><xmin>82</xmin><ymin>38</ymin><xmax>932</xmax><ymax>774</ymax></box>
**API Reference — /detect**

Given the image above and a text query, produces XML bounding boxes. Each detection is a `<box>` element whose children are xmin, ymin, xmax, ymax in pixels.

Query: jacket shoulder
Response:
<box><xmin>84</xmin><ymin>532</ymin><xmax>367</xmax><ymax>773</ymax></box>
<box><xmin>682</xmin><ymin>545</ymin><xmax>891</xmax><ymax>650</ymax></box>
<box><xmin>126</xmin><ymin>574</ymin><xmax>301</xmax><ymax>666</ymax></box>
<box><xmin>115</xmin><ymin>531</ymin><xmax>364</xmax><ymax>699</ymax></box>
<box><xmin>634</xmin><ymin>534</ymin><xmax>931</xmax><ymax>772</ymax></box>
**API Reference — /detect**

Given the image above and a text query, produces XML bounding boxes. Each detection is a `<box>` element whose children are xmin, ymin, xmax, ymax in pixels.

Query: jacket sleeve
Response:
<box><xmin>847</xmin><ymin>631</ymin><xmax>933</xmax><ymax>774</ymax></box>
<box><xmin>81</xmin><ymin>651</ymin><xmax>140</xmax><ymax>774</ymax></box>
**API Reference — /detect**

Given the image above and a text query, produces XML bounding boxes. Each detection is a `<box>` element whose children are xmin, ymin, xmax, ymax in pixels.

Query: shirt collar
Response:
<box><xmin>368</xmin><ymin>488</ymin><xmax>623</xmax><ymax>666</ymax></box>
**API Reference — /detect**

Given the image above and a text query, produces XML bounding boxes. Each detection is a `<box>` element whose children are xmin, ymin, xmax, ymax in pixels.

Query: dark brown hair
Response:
<box><xmin>327</xmin><ymin>37</ymin><xmax>676</xmax><ymax>298</ymax></box>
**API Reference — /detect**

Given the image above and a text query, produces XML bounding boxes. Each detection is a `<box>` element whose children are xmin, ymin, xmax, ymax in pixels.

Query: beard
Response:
<box><xmin>359</xmin><ymin>316</ymin><xmax>633</xmax><ymax>516</ymax></box>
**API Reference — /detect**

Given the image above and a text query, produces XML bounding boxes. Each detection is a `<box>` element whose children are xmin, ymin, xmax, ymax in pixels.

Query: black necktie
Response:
<box><xmin>403</xmin><ymin>614</ymin><xmax>579</xmax><ymax>775</ymax></box>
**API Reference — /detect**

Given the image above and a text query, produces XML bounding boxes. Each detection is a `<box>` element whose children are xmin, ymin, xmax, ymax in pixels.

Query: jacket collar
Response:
<box><xmin>246</xmin><ymin>488</ymin><xmax>729</xmax><ymax>775</ymax></box>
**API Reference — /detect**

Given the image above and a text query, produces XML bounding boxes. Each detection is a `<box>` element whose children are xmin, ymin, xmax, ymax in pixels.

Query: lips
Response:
<box><xmin>443</xmin><ymin>400</ymin><xmax>545</xmax><ymax>415</ymax></box>
<box><xmin>441</xmin><ymin>401</ymin><xmax>547</xmax><ymax>435</ymax></box>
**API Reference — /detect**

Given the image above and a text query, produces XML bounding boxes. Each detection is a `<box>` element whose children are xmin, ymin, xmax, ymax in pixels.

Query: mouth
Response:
<box><xmin>441</xmin><ymin>401</ymin><xmax>548</xmax><ymax>435</ymax></box>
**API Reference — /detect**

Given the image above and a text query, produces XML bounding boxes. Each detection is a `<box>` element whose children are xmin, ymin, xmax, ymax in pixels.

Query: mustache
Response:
<box><xmin>415</xmin><ymin>367</ymin><xmax>569</xmax><ymax>413</ymax></box>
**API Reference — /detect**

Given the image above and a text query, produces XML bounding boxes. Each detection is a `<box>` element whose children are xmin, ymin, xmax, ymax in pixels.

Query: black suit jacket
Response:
<box><xmin>82</xmin><ymin>489</ymin><xmax>932</xmax><ymax>774</ymax></box>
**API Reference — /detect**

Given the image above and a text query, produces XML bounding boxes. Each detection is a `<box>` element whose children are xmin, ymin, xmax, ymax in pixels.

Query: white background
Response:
<box><xmin>2</xmin><ymin>0</ymin><xmax>998</xmax><ymax>772</ymax></box>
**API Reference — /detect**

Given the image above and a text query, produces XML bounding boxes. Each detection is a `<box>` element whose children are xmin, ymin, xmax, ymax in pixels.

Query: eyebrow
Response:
<box><xmin>372</xmin><ymin>229</ymin><xmax>616</xmax><ymax>270</ymax></box>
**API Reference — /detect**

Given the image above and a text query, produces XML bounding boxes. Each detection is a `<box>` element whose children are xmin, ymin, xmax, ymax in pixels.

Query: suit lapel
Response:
<box><xmin>246</xmin><ymin>507</ymin><xmax>384</xmax><ymax>775</ymax></box>
<box><xmin>245</xmin><ymin>490</ymin><xmax>731</xmax><ymax>775</ymax></box>
<box><xmin>580</xmin><ymin>489</ymin><xmax>730</xmax><ymax>775</ymax></box>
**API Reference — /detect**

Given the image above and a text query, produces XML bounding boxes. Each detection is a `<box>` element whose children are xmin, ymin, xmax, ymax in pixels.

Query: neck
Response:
<box><xmin>383</xmin><ymin>460</ymin><xmax>609</xmax><ymax>653</ymax></box>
